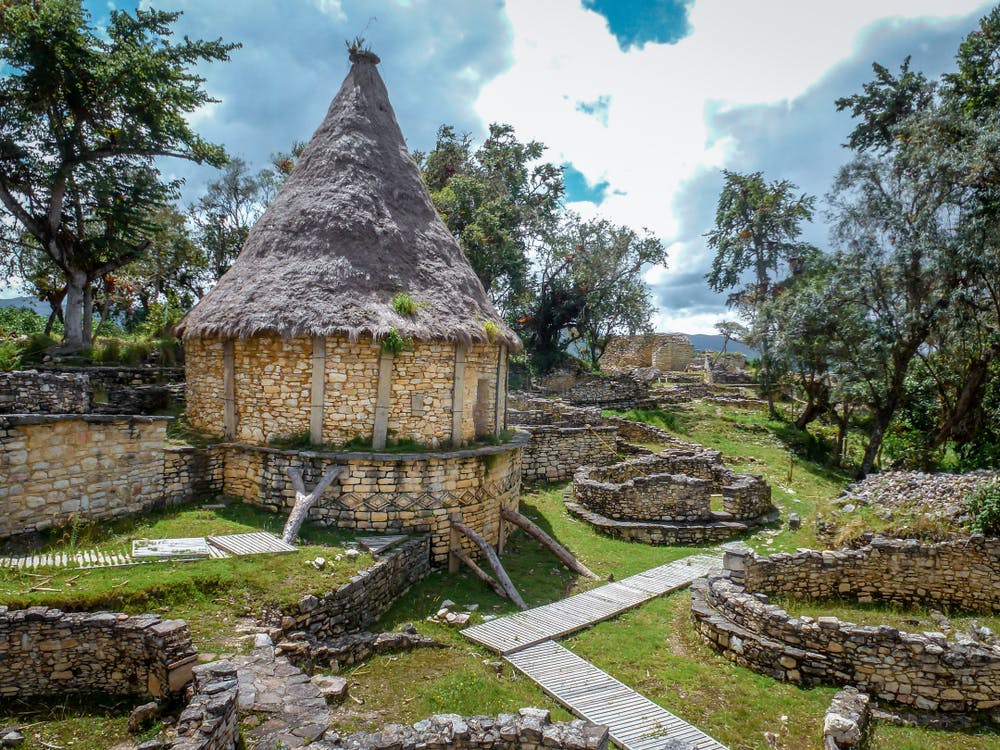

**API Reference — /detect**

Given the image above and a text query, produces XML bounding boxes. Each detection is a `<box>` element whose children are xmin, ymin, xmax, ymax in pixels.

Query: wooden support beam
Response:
<box><xmin>222</xmin><ymin>338</ymin><xmax>236</xmax><ymax>439</ymax></box>
<box><xmin>309</xmin><ymin>336</ymin><xmax>325</xmax><ymax>445</ymax></box>
<box><xmin>282</xmin><ymin>464</ymin><xmax>345</xmax><ymax>544</ymax></box>
<box><xmin>451</xmin><ymin>546</ymin><xmax>507</xmax><ymax>599</ymax></box>
<box><xmin>372</xmin><ymin>351</ymin><xmax>394</xmax><ymax>450</ymax></box>
<box><xmin>451</xmin><ymin>344</ymin><xmax>467</xmax><ymax>446</ymax></box>
<box><xmin>453</xmin><ymin>520</ymin><xmax>527</xmax><ymax>610</ymax></box>
<box><xmin>501</xmin><ymin>507</ymin><xmax>600</xmax><ymax>580</ymax></box>
<box><xmin>493</xmin><ymin>344</ymin><xmax>508</xmax><ymax>436</ymax></box>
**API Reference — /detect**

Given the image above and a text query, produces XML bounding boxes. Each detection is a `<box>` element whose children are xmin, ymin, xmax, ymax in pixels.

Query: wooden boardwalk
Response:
<box><xmin>461</xmin><ymin>553</ymin><xmax>720</xmax><ymax>654</ymax></box>
<box><xmin>506</xmin><ymin>641</ymin><xmax>727</xmax><ymax>750</ymax></box>
<box><xmin>0</xmin><ymin>532</ymin><xmax>295</xmax><ymax>571</ymax></box>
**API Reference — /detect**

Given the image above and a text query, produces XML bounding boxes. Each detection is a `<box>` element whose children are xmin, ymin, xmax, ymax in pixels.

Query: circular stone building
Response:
<box><xmin>178</xmin><ymin>50</ymin><xmax>524</xmax><ymax>561</ymax></box>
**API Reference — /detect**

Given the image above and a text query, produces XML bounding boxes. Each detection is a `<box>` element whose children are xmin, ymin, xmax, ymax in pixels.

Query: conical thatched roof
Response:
<box><xmin>178</xmin><ymin>50</ymin><xmax>520</xmax><ymax>351</ymax></box>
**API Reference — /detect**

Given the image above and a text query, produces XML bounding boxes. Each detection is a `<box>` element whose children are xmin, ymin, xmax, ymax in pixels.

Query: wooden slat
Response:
<box><xmin>462</xmin><ymin>553</ymin><xmax>721</xmax><ymax>654</ymax></box>
<box><xmin>207</xmin><ymin>532</ymin><xmax>297</xmax><ymax>556</ymax></box>
<box><xmin>506</xmin><ymin>641</ymin><xmax>727</xmax><ymax>750</ymax></box>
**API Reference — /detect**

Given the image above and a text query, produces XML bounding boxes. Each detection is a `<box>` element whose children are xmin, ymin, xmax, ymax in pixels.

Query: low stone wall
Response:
<box><xmin>216</xmin><ymin>436</ymin><xmax>525</xmax><ymax>564</ymax></box>
<box><xmin>277</xmin><ymin>535</ymin><xmax>431</xmax><ymax>639</ymax></box>
<box><xmin>517</xmin><ymin>423</ymin><xmax>618</xmax><ymax>484</ymax></box>
<box><xmin>560</xmin><ymin>373</ymin><xmax>647</xmax><ymax>409</ymax></box>
<box><xmin>0</xmin><ymin>606</ymin><xmax>196</xmax><ymax>699</ymax></box>
<box><xmin>691</xmin><ymin>541</ymin><xmax>1000</xmax><ymax>713</ymax></box>
<box><xmin>574</xmin><ymin>452</ymin><xmax>772</xmax><ymax>523</ymax></box>
<box><xmin>0</xmin><ymin>414</ymin><xmax>169</xmax><ymax>538</ymax></box>
<box><xmin>163</xmin><ymin>444</ymin><xmax>225</xmax><ymax>506</ymax></box>
<box><xmin>40</xmin><ymin>365</ymin><xmax>185</xmax><ymax>387</ymax></box>
<box><xmin>0</xmin><ymin>370</ymin><xmax>89</xmax><ymax>414</ymax></box>
<box><xmin>170</xmin><ymin>660</ymin><xmax>240</xmax><ymax>750</ymax></box>
<box><xmin>824</xmin><ymin>687</ymin><xmax>872</xmax><ymax>750</ymax></box>
<box><xmin>742</xmin><ymin>536</ymin><xmax>1000</xmax><ymax>612</ymax></box>
<box><xmin>331</xmin><ymin>708</ymin><xmax>608</xmax><ymax>750</ymax></box>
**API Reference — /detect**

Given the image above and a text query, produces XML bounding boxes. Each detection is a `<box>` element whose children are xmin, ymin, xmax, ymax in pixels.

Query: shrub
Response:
<box><xmin>0</xmin><ymin>306</ymin><xmax>48</xmax><ymax>337</ymax></box>
<box><xmin>18</xmin><ymin>333</ymin><xmax>59</xmax><ymax>364</ymax></box>
<box><xmin>380</xmin><ymin>327</ymin><xmax>411</xmax><ymax>355</ymax></box>
<box><xmin>967</xmin><ymin>479</ymin><xmax>1000</xmax><ymax>536</ymax></box>
<box><xmin>483</xmin><ymin>320</ymin><xmax>500</xmax><ymax>343</ymax></box>
<box><xmin>391</xmin><ymin>292</ymin><xmax>420</xmax><ymax>317</ymax></box>
<box><xmin>0</xmin><ymin>340</ymin><xmax>20</xmax><ymax>371</ymax></box>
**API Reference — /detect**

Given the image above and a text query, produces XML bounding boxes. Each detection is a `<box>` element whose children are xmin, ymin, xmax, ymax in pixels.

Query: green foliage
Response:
<box><xmin>0</xmin><ymin>1</ymin><xmax>238</xmax><ymax>349</ymax></box>
<box><xmin>16</xmin><ymin>333</ymin><xmax>60</xmax><ymax>364</ymax></box>
<box><xmin>380</xmin><ymin>327</ymin><xmax>411</xmax><ymax>355</ymax></box>
<box><xmin>482</xmin><ymin>320</ymin><xmax>500</xmax><ymax>343</ymax></box>
<box><xmin>967</xmin><ymin>479</ymin><xmax>1000</xmax><ymax>536</ymax></box>
<box><xmin>0</xmin><ymin>306</ymin><xmax>47</xmax><ymax>337</ymax></box>
<box><xmin>391</xmin><ymin>292</ymin><xmax>421</xmax><ymax>317</ymax></box>
<box><xmin>0</xmin><ymin>340</ymin><xmax>20</xmax><ymax>371</ymax></box>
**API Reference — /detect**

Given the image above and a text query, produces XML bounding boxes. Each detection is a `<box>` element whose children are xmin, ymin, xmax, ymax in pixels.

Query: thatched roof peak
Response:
<box><xmin>178</xmin><ymin>51</ymin><xmax>520</xmax><ymax>351</ymax></box>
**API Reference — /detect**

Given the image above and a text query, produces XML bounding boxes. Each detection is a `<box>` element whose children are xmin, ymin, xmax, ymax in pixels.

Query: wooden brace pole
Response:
<box><xmin>450</xmin><ymin>546</ymin><xmax>507</xmax><ymax>599</ymax></box>
<box><xmin>453</xmin><ymin>520</ymin><xmax>527</xmax><ymax>610</ymax></box>
<box><xmin>501</xmin><ymin>507</ymin><xmax>600</xmax><ymax>580</ymax></box>
<box><xmin>282</xmin><ymin>464</ymin><xmax>345</xmax><ymax>544</ymax></box>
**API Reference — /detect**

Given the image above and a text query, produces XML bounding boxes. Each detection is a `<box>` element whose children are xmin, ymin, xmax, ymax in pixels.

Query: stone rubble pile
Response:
<box><xmin>276</xmin><ymin>625</ymin><xmax>442</xmax><ymax>674</ymax></box>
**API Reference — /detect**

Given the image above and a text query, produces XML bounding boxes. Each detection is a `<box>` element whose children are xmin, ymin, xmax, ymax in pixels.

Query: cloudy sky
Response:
<box><xmin>85</xmin><ymin>0</ymin><xmax>995</xmax><ymax>333</ymax></box>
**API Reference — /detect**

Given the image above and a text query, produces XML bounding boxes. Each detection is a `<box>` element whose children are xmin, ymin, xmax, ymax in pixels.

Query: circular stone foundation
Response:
<box><xmin>691</xmin><ymin>537</ymin><xmax>1000</xmax><ymax>713</ymax></box>
<box><xmin>566</xmin><ymin>450</ymin><xmax>775</xmax><ymax>545</ymax></box>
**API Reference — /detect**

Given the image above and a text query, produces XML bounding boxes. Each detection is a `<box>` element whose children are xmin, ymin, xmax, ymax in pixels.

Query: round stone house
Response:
<box><xmin>178</xmin><ymin>50</ymin><xmax>523</xmax><ymax>559</ymax></box>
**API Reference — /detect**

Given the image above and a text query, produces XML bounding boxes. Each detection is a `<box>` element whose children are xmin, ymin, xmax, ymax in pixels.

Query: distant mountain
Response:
<box><xmin>683</xmin><ymin>333</ymin><xmax>759</xmax><ymax>358</ymax></box>
<box><xmin>0</xmin><ymin>296</ymin><xmax>49</xmax><ymax>316</ymax></box>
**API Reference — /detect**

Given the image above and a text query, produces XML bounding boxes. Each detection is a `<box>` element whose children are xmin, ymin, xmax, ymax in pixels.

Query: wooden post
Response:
<box><xmin>372</xmin><ymin>351</ymin><xmax>394</xmax><ymax>450</ymax></box>
<box><xmin>309</xmin><ymin>336</ymin><xmax>325</xmax><ymax>446</ymax></box>
<box><xmin>448</xmin><ymin>513</ymin><xmax>462</xmax><ymax>574</ymax></box>
<box><xmin>451</xmin><ymin>546</ymin><xmax>508</xmax><ymax>598</ymax></box>
<box><xmin>282</xmin><ymin>464</ymin><xmax>345</xmax><ymax>544</ymax></box>
<box><xmin>494</xmin><ymin>344</ymin><xmax>508</xmax><ymax>436</ymax></box>
<box><xmin>454</xmin><ymin>520</ymin><xmax>527</xmax><ymax>610</ymax></box>
<box><xmin>451</xmin><ymin>344</ymin><xmax>467</xmax><ymax>446</ymax></box>
<box><xmin>501</xmin><ymin>507</ymin><xmax>600</xmax><ymax>580</ymax></box>
<box><xmin>222</xmin><ymin>338</ymin><xmax>236</xmax><ymax>440</ymax></box>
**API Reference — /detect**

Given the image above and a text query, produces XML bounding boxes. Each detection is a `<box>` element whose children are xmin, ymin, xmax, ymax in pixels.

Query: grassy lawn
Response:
<box><xmin>2</xmin><ymin>399</ymin><xmax>997</xmax><ymax>748</ymax></box>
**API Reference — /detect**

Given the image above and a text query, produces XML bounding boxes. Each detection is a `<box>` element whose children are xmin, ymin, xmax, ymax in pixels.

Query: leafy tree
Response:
<box><xmin>417</xmin><ymin>123</ymin><xmax>564</xmax><ymax>315</ymax></box>
<box><xmin>705</xmin><ymin>170</ymin><xmax>816</xmax><ymax>417</ymax></box>
<box><xmin>0</xmin><ymin>1</ymin><xmax>237</xmax><ymax>350</ymax></box>
<box><xmin>518</xmin><ymin>214</ymin><xmax>666</xmax><ymax>373</ymax></box>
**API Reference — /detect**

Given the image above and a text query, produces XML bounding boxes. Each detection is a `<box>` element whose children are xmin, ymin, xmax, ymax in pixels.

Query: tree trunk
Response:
<box><xmin>82</xmin><ymin>283</ymin><xmax>94</xmax><ymax>348</ymax></box>
<box><xmin>794</xmin><ymin>380</ymin><xmax>829</xmax><ymax>430</ymax></box>
<box><xmin>931</xmin><ymin>344</ymin><xmax>998</xmax><ymax>448</ymax></box>
<box><xmin>859</xmin><ymin>406</ymin><xmax>894</xmax><ymax>477</ymax></box>
<box><xmin>62</xmin><ymin>270</ymin><xmax>87</xmax><ymax>351</ymax></box>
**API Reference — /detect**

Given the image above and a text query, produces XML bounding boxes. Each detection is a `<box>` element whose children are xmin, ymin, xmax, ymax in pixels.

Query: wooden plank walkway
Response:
<box><xmin>506</xmin><ymin>641</ymin><xmax>727</xmax><ymax>750</ymax></box>
<box><xmin>461</xmin><ymin>553</ymin><xmax>720</xmax><ymax>654</ymax></box>
<box><xmin>0</xmin><ymin>532</ymin><xmax>296</xmax><ymax>571</ymax></box>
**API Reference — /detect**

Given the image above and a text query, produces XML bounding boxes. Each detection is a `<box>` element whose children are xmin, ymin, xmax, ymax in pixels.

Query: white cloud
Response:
<box><xmin>475</xmin><ymin>0</ymin><xmax>992</xmax><ymax>332</ymax></box>
<box><xmin>313</xmin><ymin>0</ymin><xmax>347</xmax><ymax>22</ymax></box>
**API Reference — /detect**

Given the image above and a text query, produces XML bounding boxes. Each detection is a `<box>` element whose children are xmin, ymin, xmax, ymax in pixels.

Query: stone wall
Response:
<box><xmin>278</xmin><ymin>535</ymin><xmax>431</xmax><ymax>638</ymax></box>
<box><xmin>332</xmin><ymin>708</ymin><xmax>609</xmax><ymax>750</ymax></box>
<box><xmin>163</xmin><ymin>444</ymin><xmax>225</xmax><ymax>506</ymax></box>
<box><xmin>40</xmin><ymin>365</ymin><xmax>185</xmax><ymax>388</ymax></box>
<box><xmin>742</xmin><ymin>536</ymin><xmax>1000</xmax><ymax>612</ymax></box>
<box><xmin>573</xmin><ymin>451</ymin><xmax>773</xmax><ymax>523</ymax></box>
<box><xmin>217</xmin><ymin>438</ymin><xmax>524</xmax><ymax>564</ymax></box>
<box><xmin>824</xmin><ymin>687</ymin><xmax>872</xmax><ymax>750</ymax></box>
<box><xmin>170</xmin><ymin>661</ymin><xmax>240</xmax><ymax>750</ymax></box>
<box><xmin>0</xmin><ymin>606</ymin><xmax>196</xmax><ymax>699</ymax></box>
<box><xmin>0</xmin><ymin>415</ymin><xmax>169</xmax><ymax>538</ymax></box>
<box><xmin>560</xmin><ymin>373</ymin><xmax>647</xmax><ymax>409</ymax></box>
<box><xmin>0</xmin><ymin>370</ymin><xmax>89</xmax><ymax>414</ymax></box>
<box><xmin>517</xmin><ymin>424</ymin><xmax>619</xmax><ymax>484</ymax></box>
<box><xmin>601</xmin><ymin>333</ymin><xmax>693</xmax><ymax>372</ymax></box>
<box><xmin>185</xmin><ymin>335</ymin><xmax>504</xmax><ymax>446</ymax></box>
<box><xmin>691</xmin><ymin>539</ymin><xmax>1000</xmax><ymax>713</ymax></box>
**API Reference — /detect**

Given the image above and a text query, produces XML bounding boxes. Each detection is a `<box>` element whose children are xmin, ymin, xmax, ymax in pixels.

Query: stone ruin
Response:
<box><xmin>692</xmin><ymin>537</ymin><xmax>1000</xmax><ymax>720</ymax></box>
<box><xmin>600</xmin><ymin>333</ymin><xmax>695</xmax><ymax>373</ymax></box>
<box><xmin>568</xmin><ymin>451</ymin><xmax>776</xmax><ymax>545</ymax></box>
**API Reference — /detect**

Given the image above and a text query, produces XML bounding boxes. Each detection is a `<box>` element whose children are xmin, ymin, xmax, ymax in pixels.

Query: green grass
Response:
<box><xmin>0</xmin><ymin>694</ymin><xmax>163</xmax><ymax>750</ymax></box>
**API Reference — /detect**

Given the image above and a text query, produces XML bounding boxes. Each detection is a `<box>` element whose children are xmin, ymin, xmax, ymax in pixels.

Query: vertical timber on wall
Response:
<box><xmin>223</xmin><ymin>338</ymin><xmax>236</xmax><ymax>439</ymax></box>
<box><xmin>372</xmin><ymin>351</ymin><xmax>394</xmax><ymax>450</ymax></box>
<box><xmin>452</xmin><ymin>344</ymin><xmax>468</xmax><ymax>446</ymax></box>
<box><xmin>309</xmin><ymin>336</ymin><xmax>325</xmax><ymax>446</ymax></box>
<box><xmin>494</xmin><ymin>344</ymin><xmax>508</xmax><ymax>436</ymax></box>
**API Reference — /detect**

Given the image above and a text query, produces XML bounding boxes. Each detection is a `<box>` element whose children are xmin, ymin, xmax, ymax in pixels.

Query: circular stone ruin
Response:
<box><xmin>691</xmin><ymin>536</ymin><xmax>1000</xmax><ymax>714</ymax></box>
<box><xmin>566</xmin><ymin>450</ymin><xmax>776</xmax><ymax>545</ymax></box>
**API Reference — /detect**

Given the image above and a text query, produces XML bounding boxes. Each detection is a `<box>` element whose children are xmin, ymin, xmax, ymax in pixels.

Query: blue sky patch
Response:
<box><xmin>563</xmin><ymin>163</ymin><xmax>610</xmax><ymax>204</ymax></box>
<box><xmin>575</xmin><ymin>94</ymin><xmax>611</xmax><ymax>126</ymax></box>
<box><xmin>581</xmin><ymin>0</ymin><xmax>693</xmax><ymax>50</ymax></box>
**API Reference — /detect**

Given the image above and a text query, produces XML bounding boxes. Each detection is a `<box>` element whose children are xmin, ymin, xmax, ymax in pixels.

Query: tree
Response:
<box><xmin>0</xmin><ymin>1</ymin><xmax>237</xmax><ymax>350</ymax></box>
<box><xmin>417</xmin><ymin>123</ymin><xmax>564</xmax><ymax>315</ymax></box>
<box><xmin>518</xmin><ymin>214</ymin><xmax>666</xmax><ymax>373</ymax></box>
<box><xmin>705</xmin><ymin>171</ymin><xmax>816</xmax><ymax>417</ymax></box>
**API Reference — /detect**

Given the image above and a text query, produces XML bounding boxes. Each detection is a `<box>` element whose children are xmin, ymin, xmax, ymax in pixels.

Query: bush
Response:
<box><xmin>380</xmin><ymin>327</ymin><xmax>411</xmax><ymax>355</ymax></box>
<box><xmin>17</xmin><ymin>333</ymin><xmax>60</xmax><ymax>364</ymax></box>
<box><xmin>966</xmin><ymin>479</ymin><xmax>1000</xmax><ymax>536</ymax></box>
<box><xmin>0</xmin><ymin>340</ymin><xmax>20</xmax><ymax>371</ymax></box>
<box><xmin>391</xmin><ymin>292</ymin><xmax>420</xmax><ymax>317</ymax></box>
<box><xmin>0</xmin><ymin>306</ymin><xmax>48</xmax><ymax>337</ymax></box>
